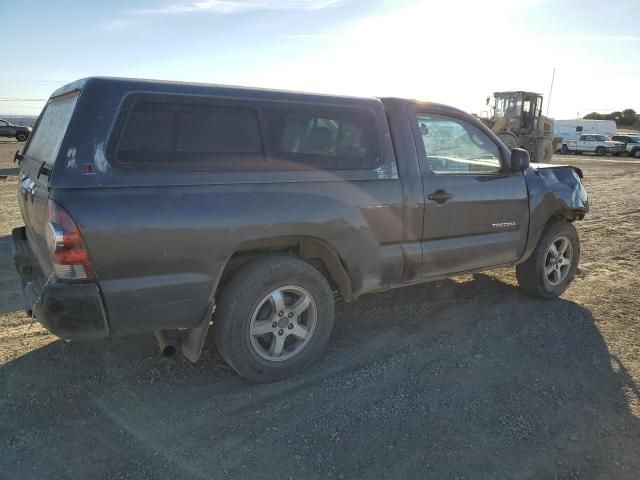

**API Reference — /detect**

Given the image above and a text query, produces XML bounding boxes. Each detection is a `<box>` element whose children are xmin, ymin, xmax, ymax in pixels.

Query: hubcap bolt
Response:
<box><xmin>288</xmin><ymin>324</ymin><xmax>294</xmax><ymax>330</ymax></box>
<box><xmin>278</xmin><ymin>311</ymin><xmax>284</xmax><ymax>317</ymax></box>
<box><xmin>288</xmin><ymin>312</ymin><xmax>293</xmax><ymax>318</ymax></box>
<box><xmin>272</xmin><ymin>322</ymin><xmax>278</xmax><ymax>328</ymax></box>
<box><xmin>278</xmin><ymin>329</ymin><xmax>284</xmax><ymax>336</ymax></box>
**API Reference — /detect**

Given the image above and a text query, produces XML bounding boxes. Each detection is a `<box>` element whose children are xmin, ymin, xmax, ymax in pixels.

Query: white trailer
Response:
<box><xmin>554</xmin><ymin>119</ymin><xmax>617</xmax><ymax>151</ymax></box>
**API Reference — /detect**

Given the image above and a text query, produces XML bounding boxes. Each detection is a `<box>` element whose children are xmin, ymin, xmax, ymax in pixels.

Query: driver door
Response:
<box><xmin>410</xmin><ymin>106</ymin><xmax>529</xmax><ymax>278</ymax></box>
<box><xmin>578</xmin><ymin>135</ymin><xmax>595</xmax><ymax>152</ymax></box>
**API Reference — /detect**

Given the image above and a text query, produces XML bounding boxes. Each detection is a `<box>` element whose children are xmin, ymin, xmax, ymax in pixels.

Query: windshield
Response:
<box><xmin>494</xmin><ymin>94</ymin><xmax>523</xmax><ymax>119</ymax></box>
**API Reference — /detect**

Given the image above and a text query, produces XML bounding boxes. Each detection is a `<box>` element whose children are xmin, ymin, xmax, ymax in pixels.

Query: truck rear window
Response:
<box><xmin>25</xmin><ymin>91</ymin><xmax>80</xmax><ymax>166</ymax></box>
<box><xmin>115</xmin><ymin>101</ymin><xmax>263</xmax><ymax>166</ymax></box>
<box><xmin>263</xmin><ymin>107</ymin><xmax>381</xmax><ymax>170</ymax></box>
<box><xmin>111</xmin><ymin>95</ymin><xmax>386</xmax><ymax>173</ymax></box>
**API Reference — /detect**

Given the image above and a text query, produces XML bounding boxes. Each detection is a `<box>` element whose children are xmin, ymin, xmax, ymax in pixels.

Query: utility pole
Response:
<box><xmin>546</xmin><ymin>67</ymin><xmax>555</xmax><ymax>117</ymax></box>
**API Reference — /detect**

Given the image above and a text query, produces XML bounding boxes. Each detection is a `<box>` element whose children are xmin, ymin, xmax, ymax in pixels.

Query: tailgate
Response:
<box><xmin>17</xmin><ymin>91</ymin><xmax>80</xmax><ymax>275</ymax></box>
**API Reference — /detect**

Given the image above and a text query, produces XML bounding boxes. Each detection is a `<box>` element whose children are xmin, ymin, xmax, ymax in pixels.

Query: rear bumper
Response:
<box><xmin>11</xmin><ymin>227</ymin><xmax>109</xmax><ymax>340</ymax></box>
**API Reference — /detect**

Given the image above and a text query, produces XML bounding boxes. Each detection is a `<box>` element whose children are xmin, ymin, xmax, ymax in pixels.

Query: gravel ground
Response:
<box><xmin>1</xmin><ymin>139</ymin><xmax>639</xmax><ymax>479</ymax></box>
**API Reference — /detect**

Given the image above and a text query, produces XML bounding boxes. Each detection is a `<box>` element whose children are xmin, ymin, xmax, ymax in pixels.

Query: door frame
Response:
<box><xmin>407</xmin><ymin>102</ymin><xmax>513</xmax><ymax>176</ymax></box>
<box><xmin>405</xmin><ymin>102</ymin><xmax>530</xmax><ymax>278</ymax></box>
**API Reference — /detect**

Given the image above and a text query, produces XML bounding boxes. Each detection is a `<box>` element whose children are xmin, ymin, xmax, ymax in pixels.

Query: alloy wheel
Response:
<box><xmin>544</xmin><ymin>236</ymin><xmax>573</xmax><ymax>286</ymax></box>
<box><xmin>249</xmin><ymin>285</ymin><xmax>317</xmax><ymax>362</ymax></box>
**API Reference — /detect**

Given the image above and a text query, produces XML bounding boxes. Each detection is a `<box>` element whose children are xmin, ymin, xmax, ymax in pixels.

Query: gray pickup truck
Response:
<box><xmin>12</xmin><ymin>77</ymin><xmax>588</xmax><ymax>382</ymax></box>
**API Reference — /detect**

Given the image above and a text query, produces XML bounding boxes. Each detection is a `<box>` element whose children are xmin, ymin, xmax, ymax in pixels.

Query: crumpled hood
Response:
<box><xmin>530</xmin><ymin>162</ymin><xmax>583</xmax><ymax>179</ymax></box>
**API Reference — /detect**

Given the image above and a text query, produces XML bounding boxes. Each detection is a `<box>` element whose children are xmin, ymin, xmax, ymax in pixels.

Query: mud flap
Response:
<box><xmin>181</xmin><ymin>302</ymin><xmax>215</xmax><ymax>363</ymax></box>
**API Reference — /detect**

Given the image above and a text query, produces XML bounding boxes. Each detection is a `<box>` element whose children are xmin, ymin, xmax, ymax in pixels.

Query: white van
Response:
<box><xmin>554</xmin><ymin>119</ymin><xmax>617</xmax><ymax>150</ymax></box>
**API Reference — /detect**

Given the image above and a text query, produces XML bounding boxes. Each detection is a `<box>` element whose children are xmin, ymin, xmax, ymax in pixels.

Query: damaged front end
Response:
<box><xmin>527</xmin><ymin>163</ymin><xmax>589</xmax><ymax>220</ymax></box>
<box><xmin>519</xmin><ymin>163</ymin><xmax>588</xmax><ymax>263</ymax></box>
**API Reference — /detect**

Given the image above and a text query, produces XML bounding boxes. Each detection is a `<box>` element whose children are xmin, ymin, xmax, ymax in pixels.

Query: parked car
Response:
<box><xmin>561</xmin><ymin>134</ymin><xmax>625</xmax><ymax>156</ymax></box>
<box><xmin>612</xmin><ymin>134</ymin><xmax>640</xmax><ymax>158</ymax></box>
<box><xmin>12</xmin><ymin>77</ymin><xmax>589</xmax><ymax>382</ymax></box>
<box><xmin>0</xmin><ymin>119</ymin><xmax>32</xmax><ymax>141</ymax></box>
<box><xmin>554</xmin><ymin>119</ymin><xmax>616</xmax><ymax>149</ymax></box>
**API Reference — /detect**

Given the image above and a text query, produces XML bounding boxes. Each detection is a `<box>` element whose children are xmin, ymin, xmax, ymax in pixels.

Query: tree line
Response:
<box><xmin>583</xmin><ymin>109</ymin><xmax>640</xmax><ymax>129</ymax></box>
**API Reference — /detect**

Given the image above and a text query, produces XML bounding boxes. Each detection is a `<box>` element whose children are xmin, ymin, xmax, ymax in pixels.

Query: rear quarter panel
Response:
<box><xmin>54</xmin><ymin>179</ymin><xmax>404</xmax><ymax>335</ymax></box>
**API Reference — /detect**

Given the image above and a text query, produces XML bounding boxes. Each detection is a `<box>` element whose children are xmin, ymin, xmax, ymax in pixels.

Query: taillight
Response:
<box><xmin>46</xmin><ymin>200</ymin><xmax>96</xmax><ymax>280</ymax></box>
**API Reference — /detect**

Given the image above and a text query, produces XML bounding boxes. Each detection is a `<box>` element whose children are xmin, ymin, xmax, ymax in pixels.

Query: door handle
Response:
<box><xmin>428</xmin><ymin>189</ymin><xmax>453</xmax><ymax>204</ymax></box>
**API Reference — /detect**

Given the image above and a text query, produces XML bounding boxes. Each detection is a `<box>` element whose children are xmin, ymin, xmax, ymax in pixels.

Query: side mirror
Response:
<box><xmin>510</xmin><ymin>148</ymin><xmax>530</xmax><ymax>172</ymax></box>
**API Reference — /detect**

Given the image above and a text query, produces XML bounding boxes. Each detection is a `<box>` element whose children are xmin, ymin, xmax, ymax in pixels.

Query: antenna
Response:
<box><xmin>546</xmin><ymin>67</ymin><xmax>556</xmax><ymax>116</ymax></box>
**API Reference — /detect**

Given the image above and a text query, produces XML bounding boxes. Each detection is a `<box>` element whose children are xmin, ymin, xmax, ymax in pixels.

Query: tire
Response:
<box><xmin>498</xmin><ymin>133</ymin><xmax>519</xmax><ymax>151</ymax></box>
<box><xmin>516</xmin><ymin>220</ymin><xmax>580</xmax><ymax>299</ymax></box>
<box><xmin>633</xmin><ymin>149</ymin><xmax>640</xmax><ymax>159</ymax></box>
<box><xmin>595</xmin><ymin>146</ymin><xmax>606</xmax><ymax>156</ymax></box>
<box><xmin>613</xmin><ymin>152</ymin><xmax>621</xmax><ymax>157</ymax></box>
<box><xmin>560</xmin><ymin>144</ymin><xmax>569</xmax><ymax>155</ymax></box>
<box><xmin>15</xmin><ymin>132</ymin><xmax>28</xmax><ymax>142</ymax></box>
<box><xmin>213</xmin><ymin>256</ymin><xmax>335</xmax><ymax>383</ymax></box>
<box><xmin>538</xmin><ymin>142</ymin><xmax>553</xmax><ymax>163</ymax></box>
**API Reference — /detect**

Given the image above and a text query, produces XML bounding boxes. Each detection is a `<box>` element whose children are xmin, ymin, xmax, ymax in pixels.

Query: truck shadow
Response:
<box><xmin>1</xmin><ymin>274</ymin><xmax>639</xmax><ymax>478</ymax></box>
<box><xmin>0</xmin><ymin>235</ymin><xmax>23</xmax><ymax>314</ymax></box>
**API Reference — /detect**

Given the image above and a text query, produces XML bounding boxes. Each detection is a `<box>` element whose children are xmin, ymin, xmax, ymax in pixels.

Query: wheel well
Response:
<box><xmin>216</xmin><ymin>237</ymin><xmax>352</xmax><ymax>302</ymax></box>
<box><xmin>551</xmin><ymin>208</ymin><xmax>585</xmax><ymax>223</ymax></box>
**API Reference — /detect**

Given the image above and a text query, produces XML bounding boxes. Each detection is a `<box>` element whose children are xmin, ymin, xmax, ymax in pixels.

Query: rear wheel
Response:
<box><xmin>516</xmin><ymin>220</ymin><xmax>580</xmax><ymax>298</ymax></box>
<box><xmin>595</xmin><ymin>146</ymin><xmax>606</xmax><ymax>156</ymax></box>
<box><xmin>633</xmin><ymin>149</ymin><xmax>640</xmax><ymax>159</ymax></box>
<box><xmin>560</xmin><ymin>144</ymin><xmax>569</xmax><ymax>155</ymax></box>
<box><xmin>214</xmin><ymin>256</ymin><xmax>335</xmax><ymax>383</ymax></box>
<box><xmin>15</xmin><ymin>132</ymin><xmax>27</xmax><ymax>142</ymax></box>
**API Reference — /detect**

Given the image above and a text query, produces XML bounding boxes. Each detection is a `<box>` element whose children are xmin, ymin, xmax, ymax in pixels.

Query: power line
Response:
<box><xmin>0</xmin><ymin>98</ymin><xmax>47</xmax><ymax>102</ymax></box>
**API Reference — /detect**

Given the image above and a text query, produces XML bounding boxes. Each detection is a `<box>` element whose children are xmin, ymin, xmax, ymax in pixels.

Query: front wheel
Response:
<box><xmin>213</xmin><ymin>256</ymin><xmax>335</xmax><ymax>383</ymax></box>
<box><xmin>16</xmin><ymin>132</ymin><xmax>28</xmax><ymax>142</ymax></box>
<box><xmin>516</xmin><ymin>220</ymin><xmax>580</xmax><ymax>298</ymax></box>
<box><xmin>538</xmin><ymin>142</ymin><xmax>553</xmax><ymax>163</ymax></box>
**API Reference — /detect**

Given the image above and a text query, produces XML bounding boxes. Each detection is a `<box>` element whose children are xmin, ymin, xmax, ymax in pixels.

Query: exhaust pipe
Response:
<box><xmin>154</xmin><ymin>331</ymin><xmax>177</xmax><ymax>357</ymax></box>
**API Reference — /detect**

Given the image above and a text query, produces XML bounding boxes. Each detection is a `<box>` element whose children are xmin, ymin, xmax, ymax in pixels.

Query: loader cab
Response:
<box><xmin>492</xmin><ymin>91</ymin><xmax>543</xmax><ymax>134</ymax></box>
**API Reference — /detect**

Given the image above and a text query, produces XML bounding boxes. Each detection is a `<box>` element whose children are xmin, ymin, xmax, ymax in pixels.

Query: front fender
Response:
<box><xmin>520</xmin><ymin>164</ymin><xmax>588</xmax><ymax>262</ymax></box>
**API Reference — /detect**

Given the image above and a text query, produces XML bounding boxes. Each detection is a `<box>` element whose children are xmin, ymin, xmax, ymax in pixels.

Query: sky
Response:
<box><xmin>1</xmin><ymin>0</ymin><xmax>638</xmax><ymax>119</ymax></box>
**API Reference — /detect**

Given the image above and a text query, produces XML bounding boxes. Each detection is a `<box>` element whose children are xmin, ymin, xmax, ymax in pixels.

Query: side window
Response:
<box><xmin>115</xmin><ymin>100</ymin><xmax>263</xmax><ymax>168</ymax></box>
<box><xmin>576</xmin><ymin>126</ymin><xmax>583</xmax><ymax>132</ymax></box>
<box><xmin>0</xmin><ymin>120</ymin><xmax>8</xmax><ymax>127</ymax></box>
<box><xmin>263</xmin><ymin>106</ymin><xmax>382</xmax><ymax>171</ymax></box>
<box><xmin>416</xmin><ymin>114</ymin><xmax>502</xmax><ymax>174</ymax></box>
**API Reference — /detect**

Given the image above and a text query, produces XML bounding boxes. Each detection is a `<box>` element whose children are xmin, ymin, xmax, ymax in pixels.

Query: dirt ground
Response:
<box><xmin>1</xmin><ymin>138</ymin><xmax>639</xmax><ymax>479</ymax></box>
